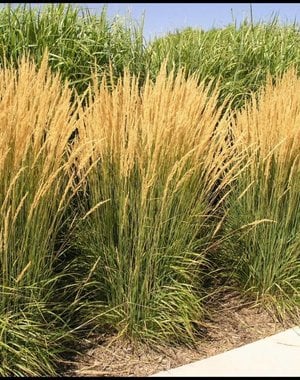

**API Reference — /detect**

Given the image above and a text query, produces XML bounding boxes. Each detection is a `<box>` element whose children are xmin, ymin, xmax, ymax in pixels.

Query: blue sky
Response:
<box><xmin>6</xmin><ymin>3</ymin><xmax>300</xmax><ymax>41</ymax></box>
<box><xmin>77</xmin><ymin>3</ymin><xmax>300</xmax><ymax>40</ymax></box>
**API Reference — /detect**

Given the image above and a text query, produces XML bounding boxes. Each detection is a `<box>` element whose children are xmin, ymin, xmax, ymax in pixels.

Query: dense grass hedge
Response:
<box><xmin>148</xmin><ymin>21</ymin><xmax>300</xmax><ymax>109</ymax></box>
<box><xmin>0</xmin><ymin>3</ymin><xmax>299</xmax><ymax>376</ymax></box>
<box><xmin>1</xmin><ymin>3</ymin><xmax>300</xmax><ymax>107</ymax></box>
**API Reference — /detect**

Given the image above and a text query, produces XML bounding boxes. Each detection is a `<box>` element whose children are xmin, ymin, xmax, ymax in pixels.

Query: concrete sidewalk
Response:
<box><xmin>151</xmin><ymin>326</ymin><xmax>300</xmax><ymax>377</ymax></box>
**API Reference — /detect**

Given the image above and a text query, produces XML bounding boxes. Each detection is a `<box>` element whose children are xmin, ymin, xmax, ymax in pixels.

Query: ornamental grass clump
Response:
<box><xmin>222</xmin><ymin>68</ymin><xmax>300</xmax><ymax>316</ymax></box>
<box><xmin>148</xmin><ymin>19</ymin><xmax>300</xmax><ymax>110</ymax></box>
<box><xmin>73</xmin><ymin>64</ymin><xmax>241</xmax><ymax>345</ymax></box>
<box><xmin>0</xmin><ymin>53</ymin><xmax>83</xmax><ymax>376</ymax></box>
<box><xmin>0</xmin><ymin>3</ymin><xmax>147</xmax><ymax>95</ymax></box>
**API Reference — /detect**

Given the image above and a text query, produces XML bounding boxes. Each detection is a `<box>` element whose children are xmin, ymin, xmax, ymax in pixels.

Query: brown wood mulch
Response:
<box><xmin>60</xmin><ymin>292</ymin><xmax>298</xmax><ymax>377</ymax></box>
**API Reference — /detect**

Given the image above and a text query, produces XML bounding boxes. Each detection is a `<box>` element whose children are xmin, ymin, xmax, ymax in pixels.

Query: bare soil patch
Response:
<box><xmin>61</xmin><ymin>292</ymin><xmax>297</xmax><ymax>377</ymax></box>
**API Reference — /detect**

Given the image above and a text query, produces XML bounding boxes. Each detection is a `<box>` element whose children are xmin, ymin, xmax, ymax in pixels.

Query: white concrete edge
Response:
<box><xmin>150</xmin><ymin>326</ymin><xmax>300</xmax><ymax>377</ymax></box>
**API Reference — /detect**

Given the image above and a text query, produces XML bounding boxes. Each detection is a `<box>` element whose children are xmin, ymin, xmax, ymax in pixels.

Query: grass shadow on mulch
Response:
<box><xmin>58</xmin><ymin>288</ymin><xmax>297</xmax><ymax>377</ymax></box>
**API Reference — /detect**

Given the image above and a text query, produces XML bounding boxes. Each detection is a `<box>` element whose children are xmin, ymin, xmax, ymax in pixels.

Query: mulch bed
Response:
<box><xmin>60</xmin><ymin>292</ymin><xmax>297</xmax><ymax>377</ymax></box>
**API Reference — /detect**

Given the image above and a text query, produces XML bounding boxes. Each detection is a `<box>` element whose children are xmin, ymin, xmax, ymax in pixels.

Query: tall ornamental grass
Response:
<box><xmin>73</xmin><ymin>65</ymin><xmax>242</xmax><ymax>346</ymax></box>
<box><xmin>3</xmin><ymin>4</ymin><xmax>300</xmax><ymax>109</ymax></box>
<box><xmin>0</xmin><ymin>54</ymin><xmax>82</xmax><ymax>376</ymax></box>
<box><xmin>148</xmin><ymin>19</ymin><xmax>300</xmax><ymax>110</ymax></box>
<box><xmin>222</xmin><ymin>68</ymin><xmax>300</xmax><ymax>317</ymax></box>
<box><xmin>0</xmin><ymin>4</ymin><xmax>147</xmax><ymax>94</ymax></box>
